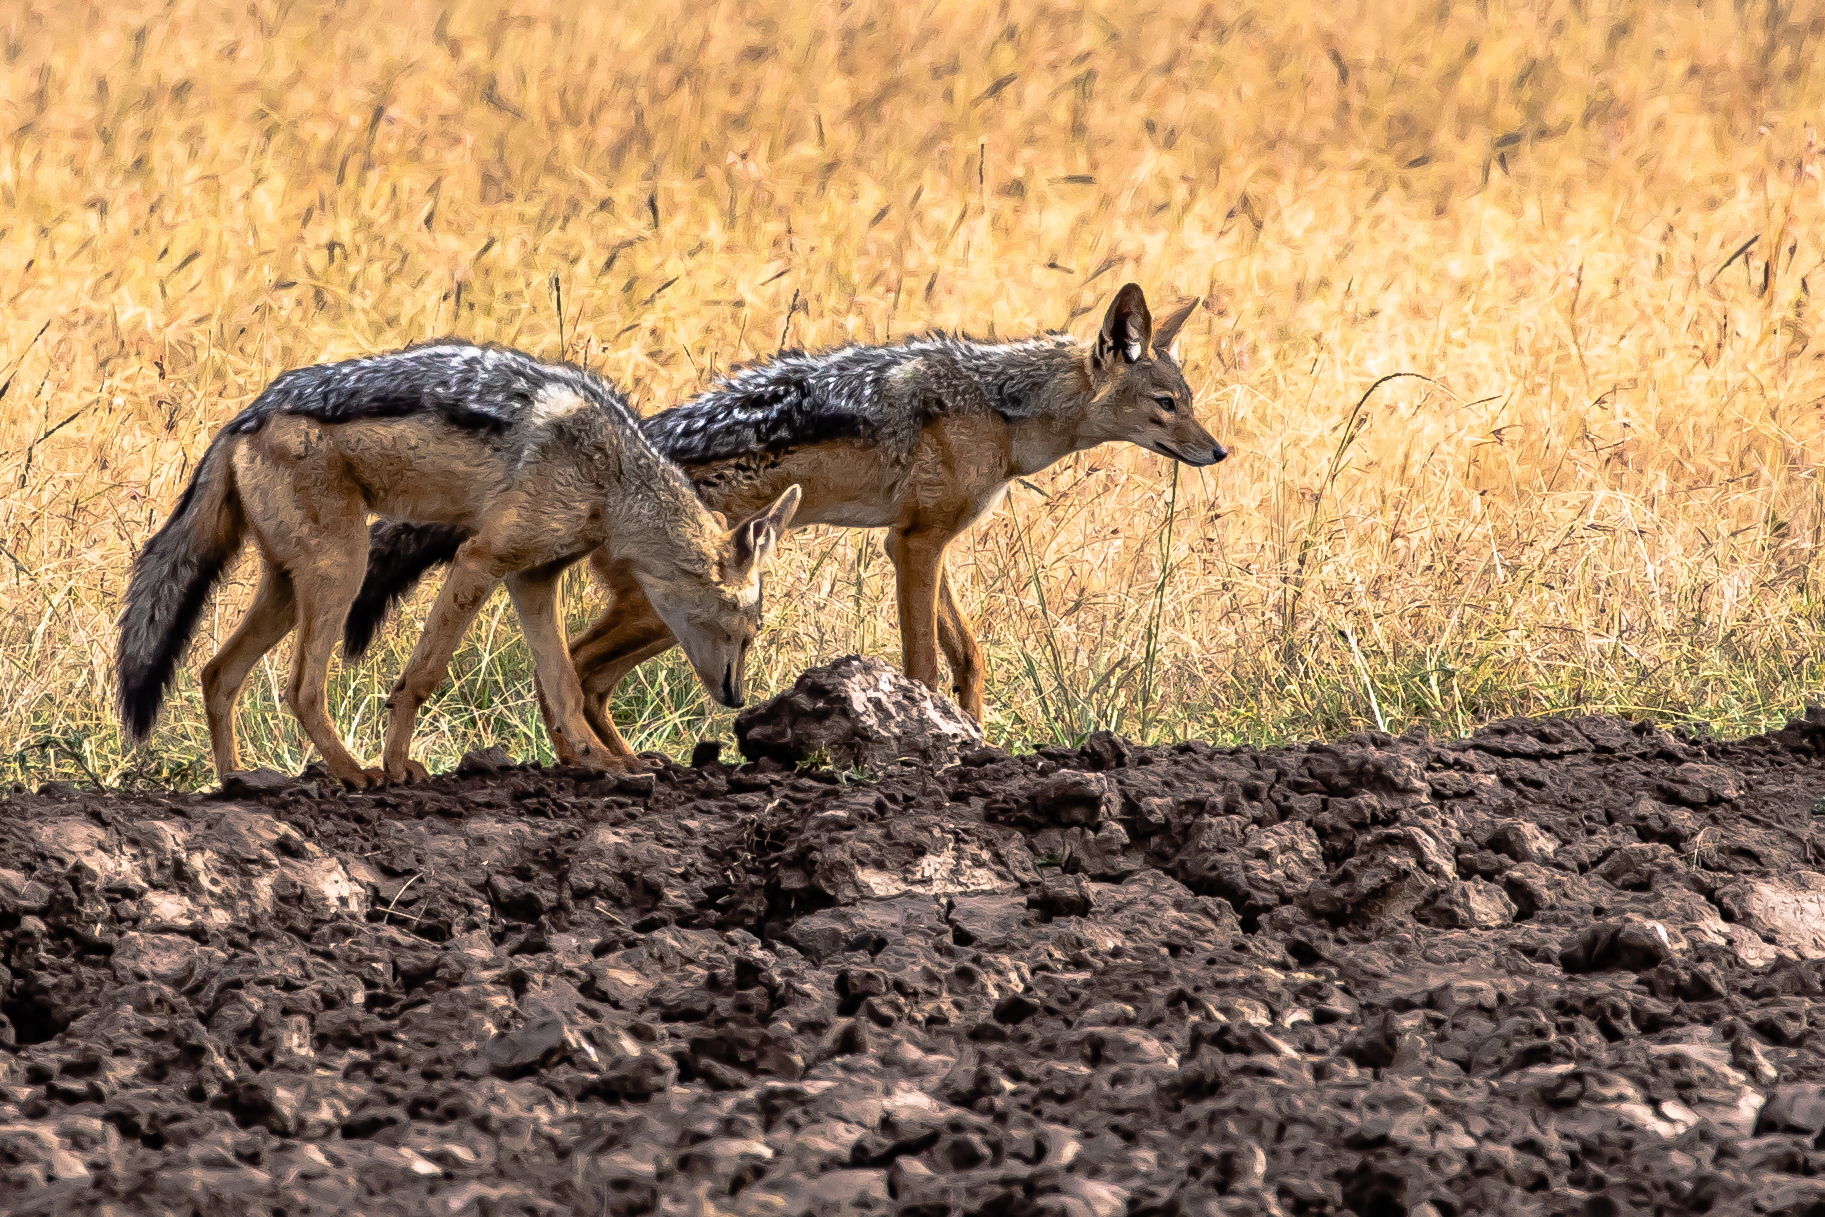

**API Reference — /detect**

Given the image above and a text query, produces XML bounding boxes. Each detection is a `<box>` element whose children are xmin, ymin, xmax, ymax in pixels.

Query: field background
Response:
<box><xmin>1</xmin><ymin>0</ymin><xmax>1823</xmax><ymax>787</ymax></box>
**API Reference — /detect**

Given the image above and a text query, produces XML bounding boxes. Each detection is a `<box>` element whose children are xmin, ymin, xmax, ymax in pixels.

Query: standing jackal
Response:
<box><xmin>354</xmin><ymin>283</ymin><xmax>1225</xmax><ymax>760</ymax></box>
<box><xmin>116</xmin><ymin>342</ymin><xmax>800</xmax><ymax>786</ymax></box>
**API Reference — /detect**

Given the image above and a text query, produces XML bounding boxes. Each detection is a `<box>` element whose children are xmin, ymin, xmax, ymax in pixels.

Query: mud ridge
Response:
<box><xmin>7</xmin><ymin>712</ymin><xmax>1825</xmax><ymax>1214</ymax></box>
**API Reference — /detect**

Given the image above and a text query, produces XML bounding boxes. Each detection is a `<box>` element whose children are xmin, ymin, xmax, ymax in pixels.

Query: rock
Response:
<box><xmin>1418</xmin><ymin>879</ymin><xmax>1517</xmax><ymax>928</ymax></box>
<box><xmin>811</xmin><ymin>817</ymin><xmax>1020</xmax><ymax>903</ymax></box>
<box><xmin>1662</xmin><ymin>762</ymin><xmax>1743</xmax><ymax>806</ymax></box>
<box><xmin>1715</xmin><ymin>875</ymin><xmax>1825</xmax><ymax>959</ymax></box>
<box><xmin>783</xmin><ymin>897</ymin><xmax>948</xmax><ymax>964</ymax></box>
<box><xmin>1501</xmin><ymin>862</ymin><xmax>1581</xmax><ymax>918</ymax></box>
<box><xmin>1734</xmin><ymin>1034</ymin><xmax>1781</xmax><ymax>1084</ymax></box>
<box><xmin>567</xmin><ymin>824</ymin><xmax>694</xmax><ymax>910</ymax></box>
<box><xmin>1481</xmin><ymin>819</ymin><xmax>1560</xmax><ymax>866</ymax></box>
<box><xmin>220</xmin><ymin>767</ymin><xmax>295</xmax><ymax>797</ymax></box>
<box><xmin>1560</xmin><ymin>918</ymin><xmax>1685</xmax><ymax>973</ymax></box>
<box><xmin>1030</xmin><ymin>822</ymin><xmax>1140</xmax><ymax>881</ymax></box>
<box><xmin>1032</xmin><ymin>771</ymin><xmax>1120</xmax><ymax>827</ymax></box>
<box><xmin>0</xmin><ymin>868</ymin><xmax>52</xmax><ymax>915</ymax></box>
<box><xmin>615</xmin><ymin>771</ymin><xmax>657</xmax><ymax>796</ymax></box>
<box><xmin>455</xmin><ymin>746</ymin><xmax>518</xmax><ymax>776</ymax></box>
<box><xmin>1173</xmin><ymin>817</ymin><xmax>1323</xmax><ymax>915</ymax></box>
<box><xmin>1051</xmin><ymin>1178</ymin><xmax>1131</xmax><ymax>1217</ymax></box>
<box><xmin>589</xmin><ymin>1025</ymin><xmax>678</xmax><ymax>1099</ymax></box>
<box><xmin>1305</xmin><ymin>825</ymin><xmax>1456</xmax><ymax>920</ymax></box>
<box><xmin>765</xmin><ymin>1168</ymin><xmax>893</xmax><ymax>1215</ymax></box>
<box><xmin>948</xmin><ymin>894</ymin><xmax>1029</xmax><ymax>949</ymax></box>
<box><xmin>1593</xmin><ymin>842</ymin><xmax>1685</xmax><ymax>892</ymax></box>
<box><xmin>4</xmin><ymin>707</ymin><xmax>1825</xmax><ymax>1210</ymax></box>
<box><xmin>1030</xmin><ymin>869</ymin><xmax>1094</xmax><ymax>918</ymax></box>
<box><xmin>1756</xmin><ymin>1084</ymin><xmax>1825</xmax><ymax>1136</ymax></box>
<box><xmin>482</xmin><ymin>1016</ymin><xmax>572</xmax><ymax>1079</ymax></box>
<box><xmin>734</xmin><ymin>655</ymin><xmax>983</xmax><ymax>770</ymax></box>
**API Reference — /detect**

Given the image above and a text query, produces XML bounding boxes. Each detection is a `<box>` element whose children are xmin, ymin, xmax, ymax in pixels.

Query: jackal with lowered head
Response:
<box><xmin>351</xmin><ymin>283</ymin><xmax>1224</xmax><ymax>762</ymax></box>
<box><xmin>116</xmin><ymin>342</ymin><xmax>799</xmax><ymax>786</ymax></box>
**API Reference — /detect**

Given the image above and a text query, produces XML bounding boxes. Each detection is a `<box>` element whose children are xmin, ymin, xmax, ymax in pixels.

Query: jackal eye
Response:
<box><xmin>1153</xmin><ymin>395</ymin><xmax>1178</xmax><ymax>413</ymax></box>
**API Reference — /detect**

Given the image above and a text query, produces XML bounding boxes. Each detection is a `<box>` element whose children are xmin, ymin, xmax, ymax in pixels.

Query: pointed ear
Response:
<box><xmin>1092</xmin><ymin>283</ymin><xmax>1152</xmax><ymax>371</ymax></box>
<box><xmin>731</xmin><ymin>484</ymin><xmax>802</xmax><ymax>573</ymax></box>
<box><xmin>1149</xmin><ymin>296</ymin><xmax>1199</xmax><ymax>356</ymax></box>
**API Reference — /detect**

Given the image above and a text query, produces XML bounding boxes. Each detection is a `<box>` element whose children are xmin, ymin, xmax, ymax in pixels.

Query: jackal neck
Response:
<box><xmin>948</xmin><ymin>336</ymin><xmax>1085</xmax><ymax>424</ymax></box>
<box><xmin>981</xmin><ymin>339</ymin><xmax>1104</xmax><ymax>476</ymax></box>
<box><xmin>603</xmin><ymin>429</ymin><xmax>726</xmax><ymax>576</ymax></box>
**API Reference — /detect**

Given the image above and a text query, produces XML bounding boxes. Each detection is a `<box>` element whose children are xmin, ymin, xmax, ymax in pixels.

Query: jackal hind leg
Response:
<box><xmin>887</xmin><ymin>526</ymin><xmax>953</xmax><ymax>698</ymax></box>
<box><xmin>566</xmin><ymin>548</ymin><xmax>634</xmax><ymax>669</ymax></box>
<box><xmin>382</xmin><ymin>545</ymin><xmax>503</xmax><ymax>784</ymax></box>
<box><xmin>566</xmin><ymin>560</ymin><xmax>675</xmax><ymax>763</ymax></box>
<box><xmin>531</xmin><ymin>555</ymin><xmax>627</xmax><ymax>763</ymax></box>
<box><xmin>580</xmin><ymin>633</ymin><xmax>676</xmax><ymax>764</ymax></box>
<box><xmin>934</xmin><ymin>565</ymin><xmax>985</xmax><ymax>720</ymax></box>
<box><xmin>200</xmin><ymin>561</ymin><xmax>297</xmax><ymax>779</ymax></box>
<box><xmin>508</xmin><ymin>566</ymin><xmax>636</xmax><ymax>774</ymax></box>
<box><xmin>285</xmin><ymin>527</ymin><xmax>384</xmax><ymax>789</ymax></box>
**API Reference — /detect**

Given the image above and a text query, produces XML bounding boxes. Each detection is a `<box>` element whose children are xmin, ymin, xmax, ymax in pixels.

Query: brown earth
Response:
<box><xmin>7</xmin><ymin>706</ymin><xmax>1825</xmax><ymax>1215</ymax></box>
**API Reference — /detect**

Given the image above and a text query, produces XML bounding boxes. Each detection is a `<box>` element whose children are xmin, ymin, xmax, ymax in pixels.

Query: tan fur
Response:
<box><xmin>544</xmin><ymin>287</ymin><xmax>1226</xmax><ymax>762</ymax></box>
<box><xmin>178</xmin><ymin>410</ymin><xmax>797</xmax><ymax>787</ymax></box>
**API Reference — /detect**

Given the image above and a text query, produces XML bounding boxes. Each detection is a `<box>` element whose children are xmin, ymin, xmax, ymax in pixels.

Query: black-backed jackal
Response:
<box><xmin>355</xmin><ymin>284</ymin><xmax>1224</xmax><ymax>761</ymax></box>
<box><xmin>116</xmin><ymin>342</ymin><xmax>799</xmax><ymax>786</ymax></box>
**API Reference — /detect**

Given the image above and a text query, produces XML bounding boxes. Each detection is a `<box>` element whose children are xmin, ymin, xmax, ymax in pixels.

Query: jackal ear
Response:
<box><xmin>1093</xmin><ymin>283</ymin><xmax>1152</xmax><ymax>370</ymax></box>
<box><xmin>1150</xmin><ymin>296</ymin><xmax>1199</xmax><ymax>357</ymax></box>
<box><xmin>732</xmin><ymin>484</ymin><xmax>802</xmax><ymax>573</ymax></box>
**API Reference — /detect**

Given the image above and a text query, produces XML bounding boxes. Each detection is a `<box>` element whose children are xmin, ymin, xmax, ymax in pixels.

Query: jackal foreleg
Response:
<box><xmin>509</xmin><ymin>568</ymin><xmax>636</xmax><ymax>773</ymax></box>
<box><xmin>382</xmin><ymin>547</ymin><xmax>503</xmax><ymax>783</ymax></box>
<box><xmin>888</xmin><ymin>527</ymin><xmax>951</xmax><ymax>700</ymax></box>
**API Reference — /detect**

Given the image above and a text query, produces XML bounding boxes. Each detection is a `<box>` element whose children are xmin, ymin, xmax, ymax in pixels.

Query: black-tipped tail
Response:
<box><xmin>342</xmin><ymin>521</ymin><xmax>468</xmax><ymax>658</ymax></box>
<box><xmin>116</xmin><ymin>440</ymin><xmax>245</xmax><ymax>740</ymax></box>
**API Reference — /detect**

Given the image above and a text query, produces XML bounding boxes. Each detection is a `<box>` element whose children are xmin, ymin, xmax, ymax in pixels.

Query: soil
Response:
<box><xmin>7</xmin><ymin>711</ymin><xmax>1825</xmax><ymax>1215</ymax></box>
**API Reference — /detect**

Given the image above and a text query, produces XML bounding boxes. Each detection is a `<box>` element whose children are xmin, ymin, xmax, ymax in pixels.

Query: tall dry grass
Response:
<box><xmin>1</xmin><ymin>0</ymin><xmax>1823</xmax><ymax>787</ymax></box>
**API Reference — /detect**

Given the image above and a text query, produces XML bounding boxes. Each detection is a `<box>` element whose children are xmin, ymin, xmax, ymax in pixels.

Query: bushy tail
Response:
<box><xmin>342</xmin><ymin>521</ymin><xmax>468</xmax><ymax>659</ymax></box>
<box><xmin>116</xmin><ymin>438</ymin><xmax>245</xmax><ymax>740</ymax></box>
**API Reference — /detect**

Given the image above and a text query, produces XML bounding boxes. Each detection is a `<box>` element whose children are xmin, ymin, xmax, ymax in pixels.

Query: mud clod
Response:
<box><xmin>7</xmin><ymin>711</ymin><xmax>1825</xmax><ymax>1211</ymax></box>
<box><xmin>733</xmin><ymin>655</ymin><xmax>982</xmax><ymax>770</ymax></box>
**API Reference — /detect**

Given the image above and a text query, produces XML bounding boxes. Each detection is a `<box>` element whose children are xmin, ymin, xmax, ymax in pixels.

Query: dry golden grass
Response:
<box><xmin>2</xmin><ymin>0</ymin><xmax>1824</xmax><ymax>786</ymax></box>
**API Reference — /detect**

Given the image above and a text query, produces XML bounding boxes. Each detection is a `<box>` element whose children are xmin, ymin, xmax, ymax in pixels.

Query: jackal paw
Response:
<box><xmin>383</xmin><ymin>759</ymin><xmax>431</xmax><ymax>785</ymax></box>
<box><xmin>569</xmin><ymin>749</ymin><xmax>637</xmax><ymax>775</ymax></box>
<box><xmin>327</xmin><ymin>766</ymin><xmax>387</xmax><ymax>791</ymax></box>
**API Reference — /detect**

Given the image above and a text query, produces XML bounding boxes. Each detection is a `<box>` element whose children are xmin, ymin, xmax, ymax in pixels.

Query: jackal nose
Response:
<box><xmin>1210</xmin><ymin>442</ymin><xmax>1230</xmax><ymax>464</ymax></box>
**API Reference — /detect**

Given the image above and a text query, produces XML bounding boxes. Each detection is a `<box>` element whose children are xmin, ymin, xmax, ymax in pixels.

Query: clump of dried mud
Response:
<box><xmin>7</xmin><ymin>706</ymin><xmax>1825</xmax><ymax>1216</ymax></box>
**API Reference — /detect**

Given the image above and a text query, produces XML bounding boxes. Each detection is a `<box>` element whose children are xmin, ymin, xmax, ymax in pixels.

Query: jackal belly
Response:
<box><xmin>324</xmin><ymin>418</ymin><xmax>512</xmax><ymax>527</ymax></box>
<box><xmin>686</xmin><ymin>441</ymin><xmax>907</xmax><ymax>530</ymax></box>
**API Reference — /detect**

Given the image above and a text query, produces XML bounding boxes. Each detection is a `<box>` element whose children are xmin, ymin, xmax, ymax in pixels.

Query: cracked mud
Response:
<box><xmin>8</xmin><ymin>707</ymin><xmax>1825</xmax><ymax>1214</ymax></box>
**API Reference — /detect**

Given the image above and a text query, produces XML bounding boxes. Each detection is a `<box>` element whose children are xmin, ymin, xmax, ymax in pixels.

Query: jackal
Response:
<box><xmin>116</xmin><ymin>342</ymin><xmax>800</xmax><ymax>786</ymax></box>
<box><xmin>352</xmin><ymin>283</ymin><xmax>1224</xmax><ymax>761</ymax></box>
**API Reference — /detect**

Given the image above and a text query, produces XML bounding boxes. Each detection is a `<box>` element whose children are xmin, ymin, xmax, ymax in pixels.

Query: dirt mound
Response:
<box><xmin>6</xmin><ymin>705</ymin><xmax>1825</xmax><ymax>1214</ymax></box>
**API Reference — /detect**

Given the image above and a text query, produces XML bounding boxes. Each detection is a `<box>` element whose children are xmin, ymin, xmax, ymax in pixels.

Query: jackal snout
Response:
<box><xmin>1153</xmin><ymin>417</ymin><xmax>1228</xmax><ymax>468</ymax></box>
<box><xmin>641</xmin><ymin>483</ymin><xmax>802</xmax><ymax>711</ymax></box>
<box><xmin>1090</xmin><ymin>283</ymin><xmax>1231</xmax><ymax>471</ymax></box>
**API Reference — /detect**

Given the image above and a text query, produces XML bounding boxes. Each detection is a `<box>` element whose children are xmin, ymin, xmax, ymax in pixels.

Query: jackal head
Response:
<box><xmin>1084</xmin><ymin>284</ymin><xmax>1228</xmax><ymax>468</ymax></box>
<box><xmin>639</xmin><ymin>485</ymin><xmax>802</xmax><ymax>709</ymax></box>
